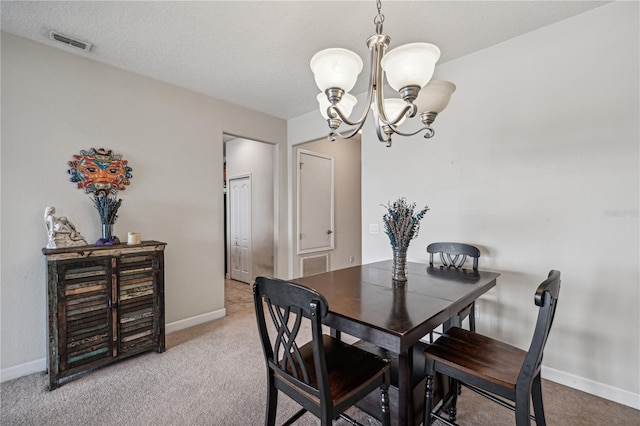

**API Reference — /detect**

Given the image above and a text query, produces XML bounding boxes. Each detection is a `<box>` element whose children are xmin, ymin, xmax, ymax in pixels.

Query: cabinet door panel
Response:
<box><xmin>58</xmin><ymin>259</ymin><xmax>113</xmax><ymax>370</ymax></box>
<box><xmin>118</xmin><ymin>254</ymin><xmax>158</xmax><ymax>354</ymax></box>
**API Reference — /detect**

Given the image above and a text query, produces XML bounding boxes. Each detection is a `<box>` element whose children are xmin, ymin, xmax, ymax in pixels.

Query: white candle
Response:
<box><xmin>127</xmin><ymin>232</ymin><xmax>141</xmax><ymax>245</ymax></box>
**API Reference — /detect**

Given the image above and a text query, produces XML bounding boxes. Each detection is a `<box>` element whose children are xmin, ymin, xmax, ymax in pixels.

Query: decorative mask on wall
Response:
<box><xmin>68</xmin><ymin>148</ymin><xmax>132</xmax><ymax>194</ymax></box>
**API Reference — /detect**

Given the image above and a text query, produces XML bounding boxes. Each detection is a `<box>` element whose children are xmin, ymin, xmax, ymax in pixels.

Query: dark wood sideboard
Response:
<box><xmin>43</xmin><ymin>241</ymin><xmax>166</xmax><ymax>390</ymax></box>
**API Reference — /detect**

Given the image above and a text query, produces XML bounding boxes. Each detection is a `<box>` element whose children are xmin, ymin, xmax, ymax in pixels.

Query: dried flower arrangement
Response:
<box><xmin>92</xmin><ymin>193</ymin><xmax>123</xmax><ymax>226</ymax></box>
<box><xmin>382</xmin><ymin>197</ymin><xmax>430</xmax><ymax>251</ymax></box>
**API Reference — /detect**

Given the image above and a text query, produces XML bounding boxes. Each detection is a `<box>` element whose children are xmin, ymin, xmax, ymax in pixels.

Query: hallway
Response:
<box><xmin>225</xmin><ymin>278</ymin><xmax>253</xmax><ymax>314</ymax></box>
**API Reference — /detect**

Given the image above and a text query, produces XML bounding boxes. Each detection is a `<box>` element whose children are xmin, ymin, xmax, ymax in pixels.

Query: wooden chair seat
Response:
<box><xmin>425</xmin><ymin>327</ymin><xmax>527</xmax><ymax>390</ymax></box>
<box><xmin>278</xmin><ymin>334</ymin><xmax>390</xmax><ymax>406</ymax></box>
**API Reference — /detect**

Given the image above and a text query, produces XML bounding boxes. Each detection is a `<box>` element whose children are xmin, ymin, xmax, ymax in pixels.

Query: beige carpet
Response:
<box><xmin>1</xmin><ymin>280</ymin><xmax>638</xmax><ymax>425</ymax></box>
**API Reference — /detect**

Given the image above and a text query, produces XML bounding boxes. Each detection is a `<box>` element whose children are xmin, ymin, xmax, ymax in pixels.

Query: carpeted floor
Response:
<box><xmin>1</xmin><ymin>279</ymin><xmax>637</xmax><ymax>425</ymax></box>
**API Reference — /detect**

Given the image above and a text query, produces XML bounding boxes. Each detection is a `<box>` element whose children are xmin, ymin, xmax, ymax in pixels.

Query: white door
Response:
<box><xmin>229</xmin><ymin>176</ymin><xmax>252</xmax><ymax>283</ymax></box>
<box><xmin>297</xmin><ymin>149</ymin><xmax>334</xmax><ymax>254</ymax></box>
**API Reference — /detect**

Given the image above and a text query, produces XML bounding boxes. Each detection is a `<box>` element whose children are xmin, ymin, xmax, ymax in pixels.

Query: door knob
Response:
<box><xmin>327</xmin><ymin>230</ymin><xmax>333</xmax><ymax>235</ymax></box>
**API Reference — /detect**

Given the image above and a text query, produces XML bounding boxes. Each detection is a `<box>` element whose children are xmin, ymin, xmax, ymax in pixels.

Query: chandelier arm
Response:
<box><xmin>327</xmin><ymin>105</ymin><xmax>366</xmax><ymax>128</ymax></box>
<box><xmin>331</xmin><ymin>126</ymin><xmax>366</xmax><ymax>140</ymax></box>
<box><xmin>387</xmin><ymin>124</ymin><xmax>436</xmax><ymax>139</ymax></box>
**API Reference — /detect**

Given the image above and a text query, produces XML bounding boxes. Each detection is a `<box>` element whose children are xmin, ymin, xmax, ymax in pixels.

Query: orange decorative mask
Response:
<box><xmin>68</xmin><ymin>148</ymin><xmax>132</xmax><ymax>194</ymax></box>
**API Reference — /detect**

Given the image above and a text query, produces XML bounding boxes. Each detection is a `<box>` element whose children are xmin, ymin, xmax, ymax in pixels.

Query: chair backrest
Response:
<box><xmin>253</xmin><ymin>276</ymin><xmax>331</xmax><ymax>404</ymax></box>
<box><xmin>518</xmin><ymin>270</ymin><xmax>561</xmax><ymax>388</ymax></box>
<box><xmin>427</xmin><ymin>242</ymin><xmax>481</xmax><ymax>270</ymax></box>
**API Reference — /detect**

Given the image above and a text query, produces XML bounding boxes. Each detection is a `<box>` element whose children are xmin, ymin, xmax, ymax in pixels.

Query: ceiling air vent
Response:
<box><xmin>49</xmin><ymin>31</ymin><xmax>92</xmax><ymax>52</ymax></box>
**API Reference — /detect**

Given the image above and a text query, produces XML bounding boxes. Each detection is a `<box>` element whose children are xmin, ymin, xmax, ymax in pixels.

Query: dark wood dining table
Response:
<box><xmin>290</xmin><ymin>260</ymin><xmax>500</xmax><ymax>426</ymax></box>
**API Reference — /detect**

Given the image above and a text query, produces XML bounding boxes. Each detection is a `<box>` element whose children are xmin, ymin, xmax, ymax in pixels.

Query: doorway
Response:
<box><xmin>224</xmin><ymin>135</ymin><xmax>276</xmax><ymax>284</ymax></box>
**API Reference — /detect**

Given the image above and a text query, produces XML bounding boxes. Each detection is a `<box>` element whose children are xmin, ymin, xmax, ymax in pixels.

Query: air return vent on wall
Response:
<box><xmin>49</xmin><ymin>31</ymin><xmax>92</xmax><ymax>51</ymax></box>
<box><xmin>300</xmin><ymin>254</ymin><xmax>329</xmax><ymax>277</ymax></box>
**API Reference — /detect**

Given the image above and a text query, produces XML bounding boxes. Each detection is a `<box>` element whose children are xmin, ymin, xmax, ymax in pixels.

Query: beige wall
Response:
<box><xmin>0</xmin><ymin>32</ymin><xmax>287</xmax><ymax>376</ymax></box>
<box><xmin>288</xmin><ymin>2</ymin><xmax>639</xmax><ymax>408</ymax></box>
<box><xmin>291</xmin><ymin>136</ymin><xmax>362</xmax><ymax>277</ymax></box>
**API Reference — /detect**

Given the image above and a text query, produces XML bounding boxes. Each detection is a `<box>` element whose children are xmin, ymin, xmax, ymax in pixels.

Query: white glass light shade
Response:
<box><xmin>317</xmin><ymin>93</ymin><xmax>358</xmax><ymax>120</ymax></box>
<box><xmin>381</xmin><ymin>43</ymin><xmax>441</xmax><ymax>91</ymax></box>
<box><xmin>414</xmin><ymin>80</ymin><xmax>456</xmax><ymax>113</ymax></box>
<box><xmin>372</xmin><ymin>98</ymin><xmax>407</xmax><ymax>126</ymax></box>
<box><xmin>310</xmin><ymin>48</ymin><xmax>364</xmax><ymax>92</ymax></box>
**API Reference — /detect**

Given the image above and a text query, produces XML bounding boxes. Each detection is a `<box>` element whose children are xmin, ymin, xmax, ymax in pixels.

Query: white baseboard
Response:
<box><xmin>165</xmin><ymin>308</ymin><xmax>226</xmax><ymax>334</ymax></box>
<box><xmin>0</xmin><ymin>358</ymin><xmax>46</xmax><ymax>383</ymax></box>
<box><xmin>542</xmin><ymin>365</ymin><xmax>639</xmax><ymax>409</ymax></box>
<box><xmin>0</xmin><ymin>308</ymin><xmax>227</xmax><ymax>384</ymax></box>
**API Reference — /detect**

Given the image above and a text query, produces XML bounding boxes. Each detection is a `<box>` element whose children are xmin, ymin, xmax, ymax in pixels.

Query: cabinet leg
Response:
<box><xmin>48</xmin><ymin>374</ymin><xmax>59</xmax><ymax>391</ymax></box>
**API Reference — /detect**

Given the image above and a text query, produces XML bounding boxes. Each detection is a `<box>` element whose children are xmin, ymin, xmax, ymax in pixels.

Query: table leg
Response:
<box><xmin>330</xmin><ymin>328</ymin><xmax>341</xmax><ymax>340</ymax></box>
<box><xmin>397</xmin><ymin>347</ymin><xmax>414</xmax><ymax>426</ymax></box>
<box><xmin>442</xmin><ymin>318</ymin><xmax>452</xmax><ymax>333</ymax></box>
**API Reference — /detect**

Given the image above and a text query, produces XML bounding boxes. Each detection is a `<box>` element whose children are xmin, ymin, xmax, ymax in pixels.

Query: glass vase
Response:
<box><xmin>392</xmin><ymin>247</ymin><xmax>408</xmax><ymax>282</ymax></box>
<box><xmin>102</xmin><ymin>223</ymin><xmax>113</xmax><ymax>240</ymax></box>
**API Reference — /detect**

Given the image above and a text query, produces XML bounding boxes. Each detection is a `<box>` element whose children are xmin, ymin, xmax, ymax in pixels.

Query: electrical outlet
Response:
<box><xmin>349</xmin><ymin>256</ymin><xmax>355</xmax><ymax>264</ymax></box>
<box><xmin>369</xmin><ymin>223</ymin><xmax>379</xmax><ymax>234</ymax></box>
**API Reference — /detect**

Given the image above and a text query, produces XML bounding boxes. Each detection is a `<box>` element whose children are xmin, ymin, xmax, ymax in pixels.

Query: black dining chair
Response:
<box><xmin>253</xmin><ymin>276</ymin><xmax>391</xmax><ymax>426</ymax></box>
<box><xmin>423</xmin><ymin>270</ymin><xmax>561</xmax><ymax>426</ymax></box>
<box><xmin>427</xmin><ymin>242</ymin><xmax>481</xmax><ymax>332</ymax></box>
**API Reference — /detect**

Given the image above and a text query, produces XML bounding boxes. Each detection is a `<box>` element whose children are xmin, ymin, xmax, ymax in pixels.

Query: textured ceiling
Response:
<box><xmin>1</xmin><ymin>1</ymin><xmax>609</xmax><ymax>120</ymax></box>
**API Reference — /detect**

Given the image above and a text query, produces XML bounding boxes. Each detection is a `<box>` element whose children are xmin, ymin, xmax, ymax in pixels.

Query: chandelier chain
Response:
<box><xmin>374</xmin><ymin>0</ymin><xmax>385</xmax><ymax>34</ymax></box>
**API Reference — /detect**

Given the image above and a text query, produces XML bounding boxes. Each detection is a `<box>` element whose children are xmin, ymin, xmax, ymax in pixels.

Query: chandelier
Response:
<box><xmin>310</xmin><ymin>0</ymin><xmax>456</xmax><ymax>147</ymax></box>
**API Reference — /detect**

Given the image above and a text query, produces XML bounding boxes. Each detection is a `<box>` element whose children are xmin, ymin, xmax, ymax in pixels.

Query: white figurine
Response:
<box><xmin>44</xmin><ymin>206</ymin><xmax>87</xmax><ymax>249</ymax></box>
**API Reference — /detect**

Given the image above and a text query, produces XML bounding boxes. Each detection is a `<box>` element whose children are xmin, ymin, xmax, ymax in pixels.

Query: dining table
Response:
<box><xmin>290</xmin><ymin>260</ymin><xmax>500</xmax><ymax>426</ymax></box>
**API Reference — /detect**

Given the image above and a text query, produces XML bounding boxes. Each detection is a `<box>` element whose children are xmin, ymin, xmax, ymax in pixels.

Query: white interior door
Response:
<box><xmin>297</xmin><ymin>149</ymin><xmax>334</xmax><ymax>254</ymax></box>
<box><xmin>229</xmin><ymin>175</ymin><xmax>252</xmax><ymax>283</ymax></box>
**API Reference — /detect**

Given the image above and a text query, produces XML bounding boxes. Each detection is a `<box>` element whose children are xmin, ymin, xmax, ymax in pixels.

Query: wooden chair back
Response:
<box><xmin>427</xmin><ymin>242</ymin><xmax>480</xmax><ymax>270</ymax></box>
<box><xmin>254</xmin><ymin>276</ymin><xmax>392</xmax><ymax>426</ymax></box>
<box><xmin>253</xmin><ymin>277</ymin><xmax>332</xmax><ymax>405</ymax></box>
<box><xmin>519</xmin><ymin>269</ymin><xmax>561</xmax><ymax>388</ymax></box>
